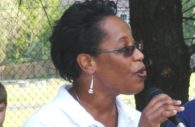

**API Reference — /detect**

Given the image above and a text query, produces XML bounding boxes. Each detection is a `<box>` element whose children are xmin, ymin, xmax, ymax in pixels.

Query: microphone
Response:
<box><xmin>144</xmin><ymin>87</ymin><xmax>186</xmax><ymax>127</ymax></box>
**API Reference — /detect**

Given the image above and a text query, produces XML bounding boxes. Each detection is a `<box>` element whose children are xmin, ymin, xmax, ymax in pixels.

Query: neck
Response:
<box><xmin>70</xmin><ymin>76</ymin><xmax>119</xmax><ymax>126</ymax></box>
<box><xmin>70</xmin><ymin>86</ymin><xmax>118</xmax><ymax>127</ymax></box>
<box><xmin>71</xmin><ymin>85</ymin><xmax>116</xmax><ymax>113</ymax></box>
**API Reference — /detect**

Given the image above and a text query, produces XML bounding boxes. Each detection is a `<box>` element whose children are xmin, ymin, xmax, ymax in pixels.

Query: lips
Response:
<box><xmin>136</xmin><ymin>66</ymin><xmax>147</xmax><ymax>78</ymax></box>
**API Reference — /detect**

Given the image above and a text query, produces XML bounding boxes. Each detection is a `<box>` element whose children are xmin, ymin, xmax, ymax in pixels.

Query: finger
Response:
<box><xmin>145</xmin><ymin>94</ymin><xmax>184</xmax><ymax>112</ymax></box>
<box><xmin>142</xmin><ymin>97</ymin><xmax>184</xmax><ymax>124</ymax></box>
<box><xmin>144</xmin><ymin>94</ymin><xmax>172</xmax><ymax>112</ymax></box>
<box><xmin>145</xmin><ymin>94</ymin><xmax>171</xmax><ymax>108</ymax></box>
<box><xmin>162</xmin><ymin>109</ymin><xmax>177</xmax><ymax>118</ymax></box>
<box><xmin>142</xmin><ymin>107</ymin><xmax>169</xmax><ymax>124</ymax></box>
<box><xmin>144</xmin><ymin>99</ymin><xmax>184</xmax><ymax>119</ymax></box>
<box><xmin>146</xmin><ymin>101</ymin><xmax>184</xmax><ymax>121</ymax></box>
<box><xmin>164</xmin><ymin>103</ymin><xmax>185</xmax><ymax>113</ymax></box>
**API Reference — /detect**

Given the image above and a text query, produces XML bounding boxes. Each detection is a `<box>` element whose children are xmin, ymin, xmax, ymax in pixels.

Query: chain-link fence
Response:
<box><xmin>0</xmin><ymin>1</ymin><xmax>71</xmax><ymax>127</ymax></box>
<box><xmin>0</xmin><ymin>0</ymin><xmax>195</xmax><ymax>127</ymax></box>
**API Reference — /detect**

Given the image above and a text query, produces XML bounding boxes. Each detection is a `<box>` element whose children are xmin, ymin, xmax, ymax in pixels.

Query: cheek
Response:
<box><xmin>98</xmin><ymin>57</ymin><xmax>129</xmax><ymax>78</ymax></box>
<box><xmin>120</xmin><ymin>64</ymin><xmax>145</xmax><ymax>94</ymax></box>
<box><xmin>98</xmin><ymin>57</ymin><xmax>134</xmax><ymax>82</ymax></box>
<box><xmin>95</xmin><ymin>55</ymin><xmax>144</xmax><ymax>93</ymax></box>
<box><xmin>95</xmin><ymin>57</ymin><xmax>129</xmax><ymax>86</ymax></box>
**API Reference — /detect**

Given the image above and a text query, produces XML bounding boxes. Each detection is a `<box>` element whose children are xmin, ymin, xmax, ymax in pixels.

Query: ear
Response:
<box><xmin>76</xmin><ymin>53</ymin><xmax>96</xmax><ymax>74</ymax></box>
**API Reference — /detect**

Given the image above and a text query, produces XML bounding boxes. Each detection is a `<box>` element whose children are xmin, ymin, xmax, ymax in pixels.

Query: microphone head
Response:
<box><xmin>144</xmin><ymin>87</ymin><xmax>163</xmax><ymax>105</ymax></box>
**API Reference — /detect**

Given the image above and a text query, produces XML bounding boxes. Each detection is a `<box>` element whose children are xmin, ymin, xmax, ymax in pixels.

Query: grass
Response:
<box><xmin>2</xmin><ymin>72</ymin><xmax>195</xmax><ymax>127</ymax></box>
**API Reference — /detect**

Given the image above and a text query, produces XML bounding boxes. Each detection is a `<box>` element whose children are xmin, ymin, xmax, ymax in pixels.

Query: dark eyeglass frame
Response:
<box><xmin>97</xmin><ymin>40</ymin><xmax>143</xmax><ymax>57</ymax></box>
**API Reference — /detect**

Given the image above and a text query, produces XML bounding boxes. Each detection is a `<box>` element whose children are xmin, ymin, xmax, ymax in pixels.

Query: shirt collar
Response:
<box><xmin>116</xmin><ymin>96</ymin><xmax>141</xmax><ymax>126</ymax></box>
<box><xmin>54</xmin><ymin>85</ymin><xmax>140</xmax><ymax>127</ymax></box>
<box><xmin>54</xmin><ymin>85</ymin><xmax>104</xmax><ymax>127</ymax></box>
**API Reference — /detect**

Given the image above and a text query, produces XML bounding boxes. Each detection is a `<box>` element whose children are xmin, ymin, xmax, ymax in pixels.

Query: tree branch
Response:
<box><xmin>183</xmin><ymin>5</ymin><xmax>195</xmax><ymax>14</ymax></box>
<box><xmin>39</xmin><ymin>0</ymin><xmax>52</xmax><ymax>28</ymax></box>
<box><xmin>18</xmin><ymin>0</ymin><xmax>22</xmax><ymax>7</ymax></box>
<box><xmin>183</xmin><ymin>17</ymin><xmax>195</xmax><ymax>20</ymax></box>
<box><xmin>182</xmin><ymin>0</ymin><xmax>191</xmax><ymax>6</ymax></box>
<box><xmin>184</xmin><ymin>37</ymin><xmax>195</xmax><ymax>40</ymax></box>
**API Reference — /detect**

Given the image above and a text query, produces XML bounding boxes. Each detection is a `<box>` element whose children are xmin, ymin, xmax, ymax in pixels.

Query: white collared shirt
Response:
<box><xmin>23</xmin><ymin>85</ymin><xmax>141</xmax><ymax>127</ymax></box>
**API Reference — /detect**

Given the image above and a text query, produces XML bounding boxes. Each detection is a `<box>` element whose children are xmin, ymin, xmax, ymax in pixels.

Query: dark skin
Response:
<box><xmin>69</xmin><ymin>16</ymin><xmax>184</xmax><ymax>127</ymax></box>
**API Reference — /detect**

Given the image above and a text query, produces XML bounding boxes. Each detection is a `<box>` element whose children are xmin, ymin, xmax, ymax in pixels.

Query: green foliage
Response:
<box><xmin>2</xmin><ymin>0</ymin><xmax>193</xmax><ymax>63</ymax></box>
<box><xmin>0</xmin><ymin>0</ymin><xmax>68</xmax><ymax>64</ymax></box>
<box><xmin>0</xmin><ymin>0</ymin><xmax>18</xmax><ymax>64</ymax></box>
<box><xmin>182</xmin><ymin>0</ymin><xmax>195</xmax><ymax>46</ymax></box>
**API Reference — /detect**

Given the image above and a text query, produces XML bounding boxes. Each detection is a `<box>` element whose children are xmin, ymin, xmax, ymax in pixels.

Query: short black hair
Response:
<box><xmin>0</xmin><ymin>83</ymin><xmax>7</xmax><ymax>106</ymax></box>
<box><xmin>50</xmin><ymin>0</ymin><xmax>117</xmax><ymax>82</ymax></box>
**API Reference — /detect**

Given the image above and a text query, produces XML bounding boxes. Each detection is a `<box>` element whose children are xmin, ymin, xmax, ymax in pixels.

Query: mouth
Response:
<box><xmin>136</xmin><ymin>66</ymin><xmax>147</xmax><ymax>79</ymax></box>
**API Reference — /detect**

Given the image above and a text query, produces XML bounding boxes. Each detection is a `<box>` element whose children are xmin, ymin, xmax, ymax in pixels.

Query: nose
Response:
<box><xmin>132</xmin><ymin>48</ymin><xmax>144</xmax><ymax>61</ymax></box>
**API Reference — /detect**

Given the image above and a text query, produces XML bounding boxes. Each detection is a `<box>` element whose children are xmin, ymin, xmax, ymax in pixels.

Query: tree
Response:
<box><xmin>182</xmin><ymin>0</ymin><xmax>195</xmax><ymax>47</ymax></box>
<box><xmin>0</xmin><ymin>0</ymin><xmax>19</xmax><ymax>64</ymax></box>
<box><xmin>129</xmin><ymin>0</ymin><xmax>192</xmax><ymax>114</ymax></box>
<box><xmin>182</xmin><ymin>0</ymin><xmax>195</xmax><ymax>72</ymax></box>
<box><xmin>1</xmin><ymin>0</ymin><xmax>67</xmax><ymax>64</ymax></box>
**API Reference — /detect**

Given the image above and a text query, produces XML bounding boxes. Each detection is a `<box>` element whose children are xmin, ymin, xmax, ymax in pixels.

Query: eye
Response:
<box><xmin>117</xmin><ymin>46</ymin><xmax>129</xmax><ymax>53</ymax></box>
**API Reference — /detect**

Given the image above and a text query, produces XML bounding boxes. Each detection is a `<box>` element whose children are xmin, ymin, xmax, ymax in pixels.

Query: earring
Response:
<box><xmin>88</xmin><ymin>75</ymin><xmax>94</xmax><ymax>94</ymax></box>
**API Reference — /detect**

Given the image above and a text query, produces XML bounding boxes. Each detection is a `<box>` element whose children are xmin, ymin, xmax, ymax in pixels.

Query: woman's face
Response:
<box><xmin>94</xmin><ymin>16</ymin><xmax>146</xmax><ymax>95</ymax></box>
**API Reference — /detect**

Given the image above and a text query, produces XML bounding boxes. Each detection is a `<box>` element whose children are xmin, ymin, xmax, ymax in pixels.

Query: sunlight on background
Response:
<box><xmin>189</xmin><ymin>72</ymin><xmax>195</xmax><ymax>100</ymax></box>
<box><xmin>3</xmin><ymin>72</ymin><xmax>195</xmax><ymax>127</ymax></box>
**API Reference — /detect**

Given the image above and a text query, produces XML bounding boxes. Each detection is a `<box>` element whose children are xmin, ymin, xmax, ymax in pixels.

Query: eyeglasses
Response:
<box><xmin>97</xmin><ymin>40</ymin><xmax>143</xmax><ymax>57</ymax></box>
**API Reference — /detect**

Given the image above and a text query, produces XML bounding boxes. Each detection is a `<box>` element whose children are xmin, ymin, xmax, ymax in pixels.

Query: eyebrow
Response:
<box><xmin>118</xmin><ymin>36</ymin><xmax>127</xmax><ymax>43</ymax></box>
<box><xmin>118</xmin><ymin>36</ymin><xmax>135</xmax><ymax>44</ymax></box>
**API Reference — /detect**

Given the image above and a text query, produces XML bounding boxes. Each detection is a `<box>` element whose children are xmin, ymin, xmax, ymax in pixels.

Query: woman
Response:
<box><xmin>23</xmin><ymin>0</ymin><xmax>184</xmax><ymax>127</ymax></box>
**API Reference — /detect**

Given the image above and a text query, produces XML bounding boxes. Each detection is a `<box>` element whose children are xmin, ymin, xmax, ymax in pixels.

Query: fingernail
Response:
<box><xmin>180</xmin><ymin>106</ymin><xmax>185</xmax><ymax>111</ymax></box>
<box><xmin>176</xmin><ymin>100</ymin><xmax>182</xmax><ymax>105</ymax></box>
<box><xmin>173</xmin><ymin>110</ymin><xmax>177</xmax><ymax>114</ymax></box>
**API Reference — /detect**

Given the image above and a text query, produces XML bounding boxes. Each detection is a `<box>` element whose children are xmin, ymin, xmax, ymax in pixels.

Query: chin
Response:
<box><xmin>122</xmin><ymin>81</ymin><xmax>145</xmax><ymax>95</ymax></box>
<box><xmin>123</xmin><ymin>87</ymin><xmax>144</xmax><ymax>95</ymax></box>
<box><xmin>131</xmin><ymin>83</ymin><xmax>145</xmax><ymax>95</ymax></box>
<box><xmin>137</xmin><ymin>86</ymin><xmax>144</xmax><ymax>94</ymax></box>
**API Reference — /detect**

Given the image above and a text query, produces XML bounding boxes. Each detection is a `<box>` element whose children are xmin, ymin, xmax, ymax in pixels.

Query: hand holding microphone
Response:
<box><xmin>138</xmin><ymin>88</ymin><xmax>186</xmax><ymax>127</ymax></box>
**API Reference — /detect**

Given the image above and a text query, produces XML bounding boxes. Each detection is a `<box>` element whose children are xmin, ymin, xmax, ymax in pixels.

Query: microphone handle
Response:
<box><xmin>169</xmin><ymin>115</ymin><xmax>186</xmax><ymax>127</ymax></box>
